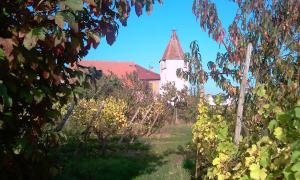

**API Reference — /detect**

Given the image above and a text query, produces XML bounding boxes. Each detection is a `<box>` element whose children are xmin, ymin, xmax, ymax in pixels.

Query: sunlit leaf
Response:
<box><xmin>249</xmin><ymin>164</ymin><xmax>267</xmax><ymax>180</ymax></box>
<box><xmin>291</xmin><ymin>162</ymin><xmax>300</xmax><ymax>172</ymax></box>
<box><xmin>65</xmin><ymin>0</ymin><xmax>83</xmax><ymax>11</ymax></box>
<box><xmin>55</xmin><ymin>12</ymin><xmax>65</xmax><ymax>29</ymax></box>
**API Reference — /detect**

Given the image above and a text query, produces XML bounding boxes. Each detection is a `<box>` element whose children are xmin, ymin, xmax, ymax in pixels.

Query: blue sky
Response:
<box><xmin>84</xmin><ymin>0</ymin><xmax>237</xmax><ymax>94</ymax></box>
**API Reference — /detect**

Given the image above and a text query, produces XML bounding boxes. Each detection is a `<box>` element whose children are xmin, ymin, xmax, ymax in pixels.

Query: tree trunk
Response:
<box><xmin>195</xmin><ymin>149</ymin><xmax>200</xmax><ymax>179</ymax></box>
<box><xmin>146</xmin><ymin>112</ymin><xmax>160</xmax><ymax>136</ymax></box>
<box><xmin>54</xmin><ymin>102</ymin><xmax>75</xmax><ymax>132</ymax></box>
<box><xmin>140</xmin><ymin>104</ymin><xmax>153</xmax><ymax>124</ymax></box>
<box><xmin>118</xmin><ymin>107</ymin><xmax>140</xmax><ymax>144</ymax></box>
<box><xmin>234</xmin><ymin>43</ymin><xmax>253</xmax><ymax>146</ymax></box>
<box><xmin>75</xmin><ymin>102</ymin><xmax>105</xmax><ymax>155</ymax></box>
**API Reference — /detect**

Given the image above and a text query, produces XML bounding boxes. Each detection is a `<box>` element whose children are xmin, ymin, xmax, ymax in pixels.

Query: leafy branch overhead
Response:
<box><xmin>0</xmin><ymin>0</ymin><xmax>162</xmax><ymax>178</ymax></box>
<box><xmin>193</xmin><ymin>0</ymin><xmax>300</xmax><ymax>98</ymax></box>
<box><xmin>192</xmin><ymin>0</ymin><xmax>300</xmax><ymax>179</ymax></box>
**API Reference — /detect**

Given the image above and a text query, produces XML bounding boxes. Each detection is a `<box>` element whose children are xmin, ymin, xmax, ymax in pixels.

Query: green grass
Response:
<box><xmin>135</xmin><ymin>124</ymin><xmax>193</xmax><ymax>180</ymax></box>
<box><xmin>54</xmin><ymin>124</ymin><xmax>192</xmax><ymax>180</ymax></box>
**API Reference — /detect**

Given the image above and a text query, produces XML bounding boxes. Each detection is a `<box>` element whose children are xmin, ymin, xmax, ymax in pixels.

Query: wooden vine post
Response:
<box><xmin>234</xmin><ymin>43</ymin><xmax>253</xmax><ymax>146</ymax></box>
<box><xmin>195</xmin><ymin>84</ymin><xmax>205</xmax><ymax>179</ymax></box>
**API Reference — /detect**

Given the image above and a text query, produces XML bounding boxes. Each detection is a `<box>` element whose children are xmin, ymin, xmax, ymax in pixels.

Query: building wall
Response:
<box><xmin>148</xmin><ymin>80</ymin><xmax>160</xmax><ymax>95</ymax></box>
<box><xmin>159</xmin><ymin>59</ymin><xmax>189</xmax><ymax>94</ymax></box>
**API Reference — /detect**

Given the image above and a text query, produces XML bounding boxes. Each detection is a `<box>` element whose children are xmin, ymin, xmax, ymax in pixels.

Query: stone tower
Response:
<box><xmin>159</xmin><ymin>30</ymin><xmax>189</xmax><ymax>94</ymax></box>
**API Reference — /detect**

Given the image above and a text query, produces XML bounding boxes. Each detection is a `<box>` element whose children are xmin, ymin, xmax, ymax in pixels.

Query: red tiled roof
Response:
<box><xmin>161</xmin><ymin>30</ymin><xmax>185</xmax><ymax>61</ymax></box>
<box><xmin>78</xmin><ymin>60</ymin><xmax>160</xmax><ymax>80</ymax></box>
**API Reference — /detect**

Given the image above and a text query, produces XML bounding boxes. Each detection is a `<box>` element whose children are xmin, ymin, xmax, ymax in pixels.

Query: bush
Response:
<box><xmin>69</xmin><ymin>97</ymin><xmax>128</xmax><ymax>146</ymax></box>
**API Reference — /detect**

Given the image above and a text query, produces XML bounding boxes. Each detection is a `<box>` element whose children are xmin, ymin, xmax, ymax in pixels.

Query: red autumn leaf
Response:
<box><xmin>90</xmin><ymin>32</ymin><xmax>100</xmax><ymax>49</ymax></box>
<box><xmin>135</xmin><ymin>2</ymin><xmax>142</xmax><ymax>17</ymax></box>
<box><xmin>31</xmin><ymin>63</ymin><xmax>38</xmax><ymax>70</ymax></box>
<box><xmin>42</xmin><ymin>71</ymin><xmax>50</xmax><ymax>79</ymax></box>
<box><xmin>106</xmin><ymin>32</ymin><xmax>116</xmax><ymax>45</ymax></box>
<box><xmin>0</xmin><ymin>37</ymin><xmax>16</xmax><ymax>61</ymax></box>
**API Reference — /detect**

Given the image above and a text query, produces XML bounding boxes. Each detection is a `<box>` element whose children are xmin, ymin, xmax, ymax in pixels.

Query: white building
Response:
<box><xmin>159</xmin><ymin>30</ymin><xmax>189</xmax><ymax>94</ymax></box>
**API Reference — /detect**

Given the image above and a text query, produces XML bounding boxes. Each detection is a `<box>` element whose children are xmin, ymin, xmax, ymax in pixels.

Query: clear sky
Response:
<box><xmin>84</xmin><ymin>0</ymin><xmax>238</xmax><ymax>95</ymax></box>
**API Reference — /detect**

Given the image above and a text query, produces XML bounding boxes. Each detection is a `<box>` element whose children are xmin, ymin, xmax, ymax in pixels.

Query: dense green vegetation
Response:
<box><xmin>1</xmin><ymin>0</ymin><xmax>300</xmax><ymax>179</ymax></box>
<box><xmin>0</xmin><ymin>0</ymin><xmax>162</xmax><ymax>179</ymax></box>
<box><xmin>53</xmin><ymin>124</ymin><xmax>192</xmax><ymax>180</ymax></box>
<box><xmin>189</xmin><ymin>0</ymin><xmax>300</xmax><ymax>179</ymax></box>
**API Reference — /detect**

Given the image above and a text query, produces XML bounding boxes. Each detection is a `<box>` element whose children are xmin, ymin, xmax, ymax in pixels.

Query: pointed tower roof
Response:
<box><xmin>161</xmin><ymin>30</ymin><xmax>185</xmax><ymax>61</ymax></box>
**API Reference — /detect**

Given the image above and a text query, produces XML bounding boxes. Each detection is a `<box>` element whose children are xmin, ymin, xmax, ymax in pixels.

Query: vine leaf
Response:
<box><xmin>295</xmin><ymin>107</ymin><xmax>300</xmax><ymax>119</ymax></box>
<box><xmin>249</xmin><ymin>164</ymin><xmax>267</xmax><ymax>180</ymax></box>
<box><xmin>55</xmin><ymin>12</ymin><xmax>65</xmax><ymax>29</ymax></box>
<box><xmin>33</xmin><ymin>89</ymin><xmax>45</xmax><ymax>104</ymax></box>
<box><xmin>0</xmin><ymin>83</ymin><xmax>13</xmax><ymax>108</ymax></box>
<box><xmin>0</xmin><ymin>38</ymin><xmax>16</xmax><ymax>61</ymax></box>
<box><xmin>23</xmin><ymin>28</ymin><xmax>47</xmax><ymax>50</ymax></box>
<box><xmin>64</xmin><ymin>12</ymin><xmax>79</xmax><ymax>32</ymax></box>
<box><xmin>291</xmin><ymin>162</ymin><xmax>300</xmax><ymax>172</ymax></box>
<box><xmin>90</xmin><ymin>32</ymin><xmax>100</xmax><ymax>48</ymax></box>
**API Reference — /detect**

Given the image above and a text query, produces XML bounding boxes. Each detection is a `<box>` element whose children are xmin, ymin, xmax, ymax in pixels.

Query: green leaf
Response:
<box><xmin>256</xmin><ymin>85</ymin><xmax>266</xmax><ymax>97</ymax></box>
<box><xmin>258</xmin><ymin>108</ymin><xmax>264</xmax><ymax>115</ymax></box>
<box><xmin>64</xmin><ymin>12</ymin><xmax>78</xmax><ymax>32</ymax></box>
<box><xmin>295</xmin><ymin>172</ymin><xmax>300</xmax><ymax>179</ymax></box>
<box><xmin>33</xmin><ymin>27</ymin><xmax>46</xmax><ymax>41</ymax></box>
<box><xmin>0</xmin><ymin>48</ymin><xmax>4</xmax><ymax>60</ymax></box>
<box><xmin>249</xmin><ymin>164</ymin><xmax>267</xmax><ymax>180</ymax></box>
<box><xmin>259</xmin><ymin>147</ymin><xmax>270</xmax><ymax>168</ymax></box>
<box><xmin>291</xmin><ymin>162</ymin><xmax>300</xmax><ymax>172</ymax></box>
<box><xmin>65</xmin><ymin>0</ymin><xmax>83</xmax><ymax>11</ymax></box>
<box><xmin>268</xmin><ymin>120</ymin><xmax>277</xmax><ymax>131</ymax></box>
<box><xmin>55</xmin><ymin>12</ymin><xmax>65</xmax><ymax>29</ymax></box>
<box><xmin>291</xmin><ymin>151</ymin><xmax>300</xmax><ymax>163</ymax></box>
<box><xmin>20</xmin><ymin>90</ymin><xmax>33</xmax><ymax>104</ymax></box>
<box><xmin>23</xmin><ymin>28</ymin><xmax>46</xmax><ymax>50</ymax></box>
<box><xmin>23</xmin><ymin>31</ymin><xmax>37</xmax><ymax>50</ymax></box>
<box><xmin>274</xmin><ymin>127</ymin><xmax>284</xmax><ymax>141</ymax></box>
<box><xmin>0</xmin><ymin>82</ymin><xmax>12</xmax><ymax>108</ymax></box>
<box><xmin>268</xmin><ymin>120</ymin><xmax>278</xmax><ymax>131</ymax></box>
<box><xmin>283</xmin><ymin>166</ymin><xmax>294</xmax><ymax>180</ymax></box>
<box><xmin>240</xmin><ymin>176</ymin><xmax>250</xmax><ymax>180</ymax></box>
<box><xmin>263</xmin><ymin>104</ymin><xmax>270</xmax><ymax>109</ymax></box>
<box><xmin>216</xmin><ymin>126</ymin><xmax>228</xmax><ymax>140</ymax></box>
<box><xmin>295</xmin><ymin>107</ymin><xmax>300</xmax><ymax>119</ymax></box>
<box><xmin>33</xmin><ymin>89</ymin><xmax>45</xmax><ymax>104</ymax></box>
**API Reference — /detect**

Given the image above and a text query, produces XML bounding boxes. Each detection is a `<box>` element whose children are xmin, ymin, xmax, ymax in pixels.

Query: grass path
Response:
<box><xmin>55</xmin><ymin>124</ymin><xmax>192</xmax><ymax>180</ymax></box>
<box><xmin>135</xmin><ymin>124</ymin><xmax>192</xmax><ymax>180</ymax></box>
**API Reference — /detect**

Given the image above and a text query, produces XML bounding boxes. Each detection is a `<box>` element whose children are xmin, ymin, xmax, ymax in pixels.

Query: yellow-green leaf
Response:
<box><xmin>291</xmin><ymin>162</ymin><xmax>300</xmax><ymax>172</ymax></box>
<box><xmin>274</xmin><ymin>127</ymin><xmax>283</xmax><ymax>140</ymax></box>
<box><xmin>65</xmin><ymin>0</ymin><xmax>83</xmax><ymax>11</ymax></box>
<box><xmin>55</xmin><ymin>12</ymin><xmax>64</xmax><ymax>29</ymax></box>
<box><xmin>249</xmin><ymin>164</ymin><xmax>267</xmax><ymax>180</ymax></box>
<box><xmin>295</xmin><ymin>107</ymin><xmax>300</xmax><ymax>119</ymax></box>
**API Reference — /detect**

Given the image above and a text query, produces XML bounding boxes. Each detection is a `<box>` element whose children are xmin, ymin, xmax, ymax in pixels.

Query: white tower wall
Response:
<box><xmin>159</xmin><ymin>59</ymin><xmax>188</xmax><ymax>94</ymax></box>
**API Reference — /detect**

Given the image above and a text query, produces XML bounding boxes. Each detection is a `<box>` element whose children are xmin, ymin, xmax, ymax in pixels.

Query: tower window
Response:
<box><xmin>161</xmin><ymin>60</ymin><xmax>166</xmax><ymax>70</ymax></box>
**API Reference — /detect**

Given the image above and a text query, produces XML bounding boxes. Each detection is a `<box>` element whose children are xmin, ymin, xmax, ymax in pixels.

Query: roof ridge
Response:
<box><xmin>81</xmin><ymin>60</ymin><xmax>136</xmax><ymax>63</ymax></box>
<box><xmin>78</xmin><ymin>60</ymin><xmax>160</xmax><ymax>80</ymax></box>
<box><xmin>161</xmin><ymin>30</ymin><xmax>184</xmax><ymax>61</ymax></box>
<box><xmin>135</xmin><ymin>64</ymin><xmax>159</xmax><ymax>75</ymax></box>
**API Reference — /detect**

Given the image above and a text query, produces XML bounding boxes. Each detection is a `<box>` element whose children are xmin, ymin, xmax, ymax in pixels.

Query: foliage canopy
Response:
<box><xmin>0</xmin><ymin>0</ymin><xmax>161</xmax><ymax>178</ymax></box>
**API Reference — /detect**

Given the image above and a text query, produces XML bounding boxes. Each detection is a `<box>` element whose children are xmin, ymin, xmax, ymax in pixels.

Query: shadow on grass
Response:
<box><xmin>52</xmin><ymin>139</ymin><xmax>167</xmax><ymax>180</ymax></box>
<box><xmin>158</xmin><ymin>142</ymin><xmax>196</xmax><ymax>180</ymax></box>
